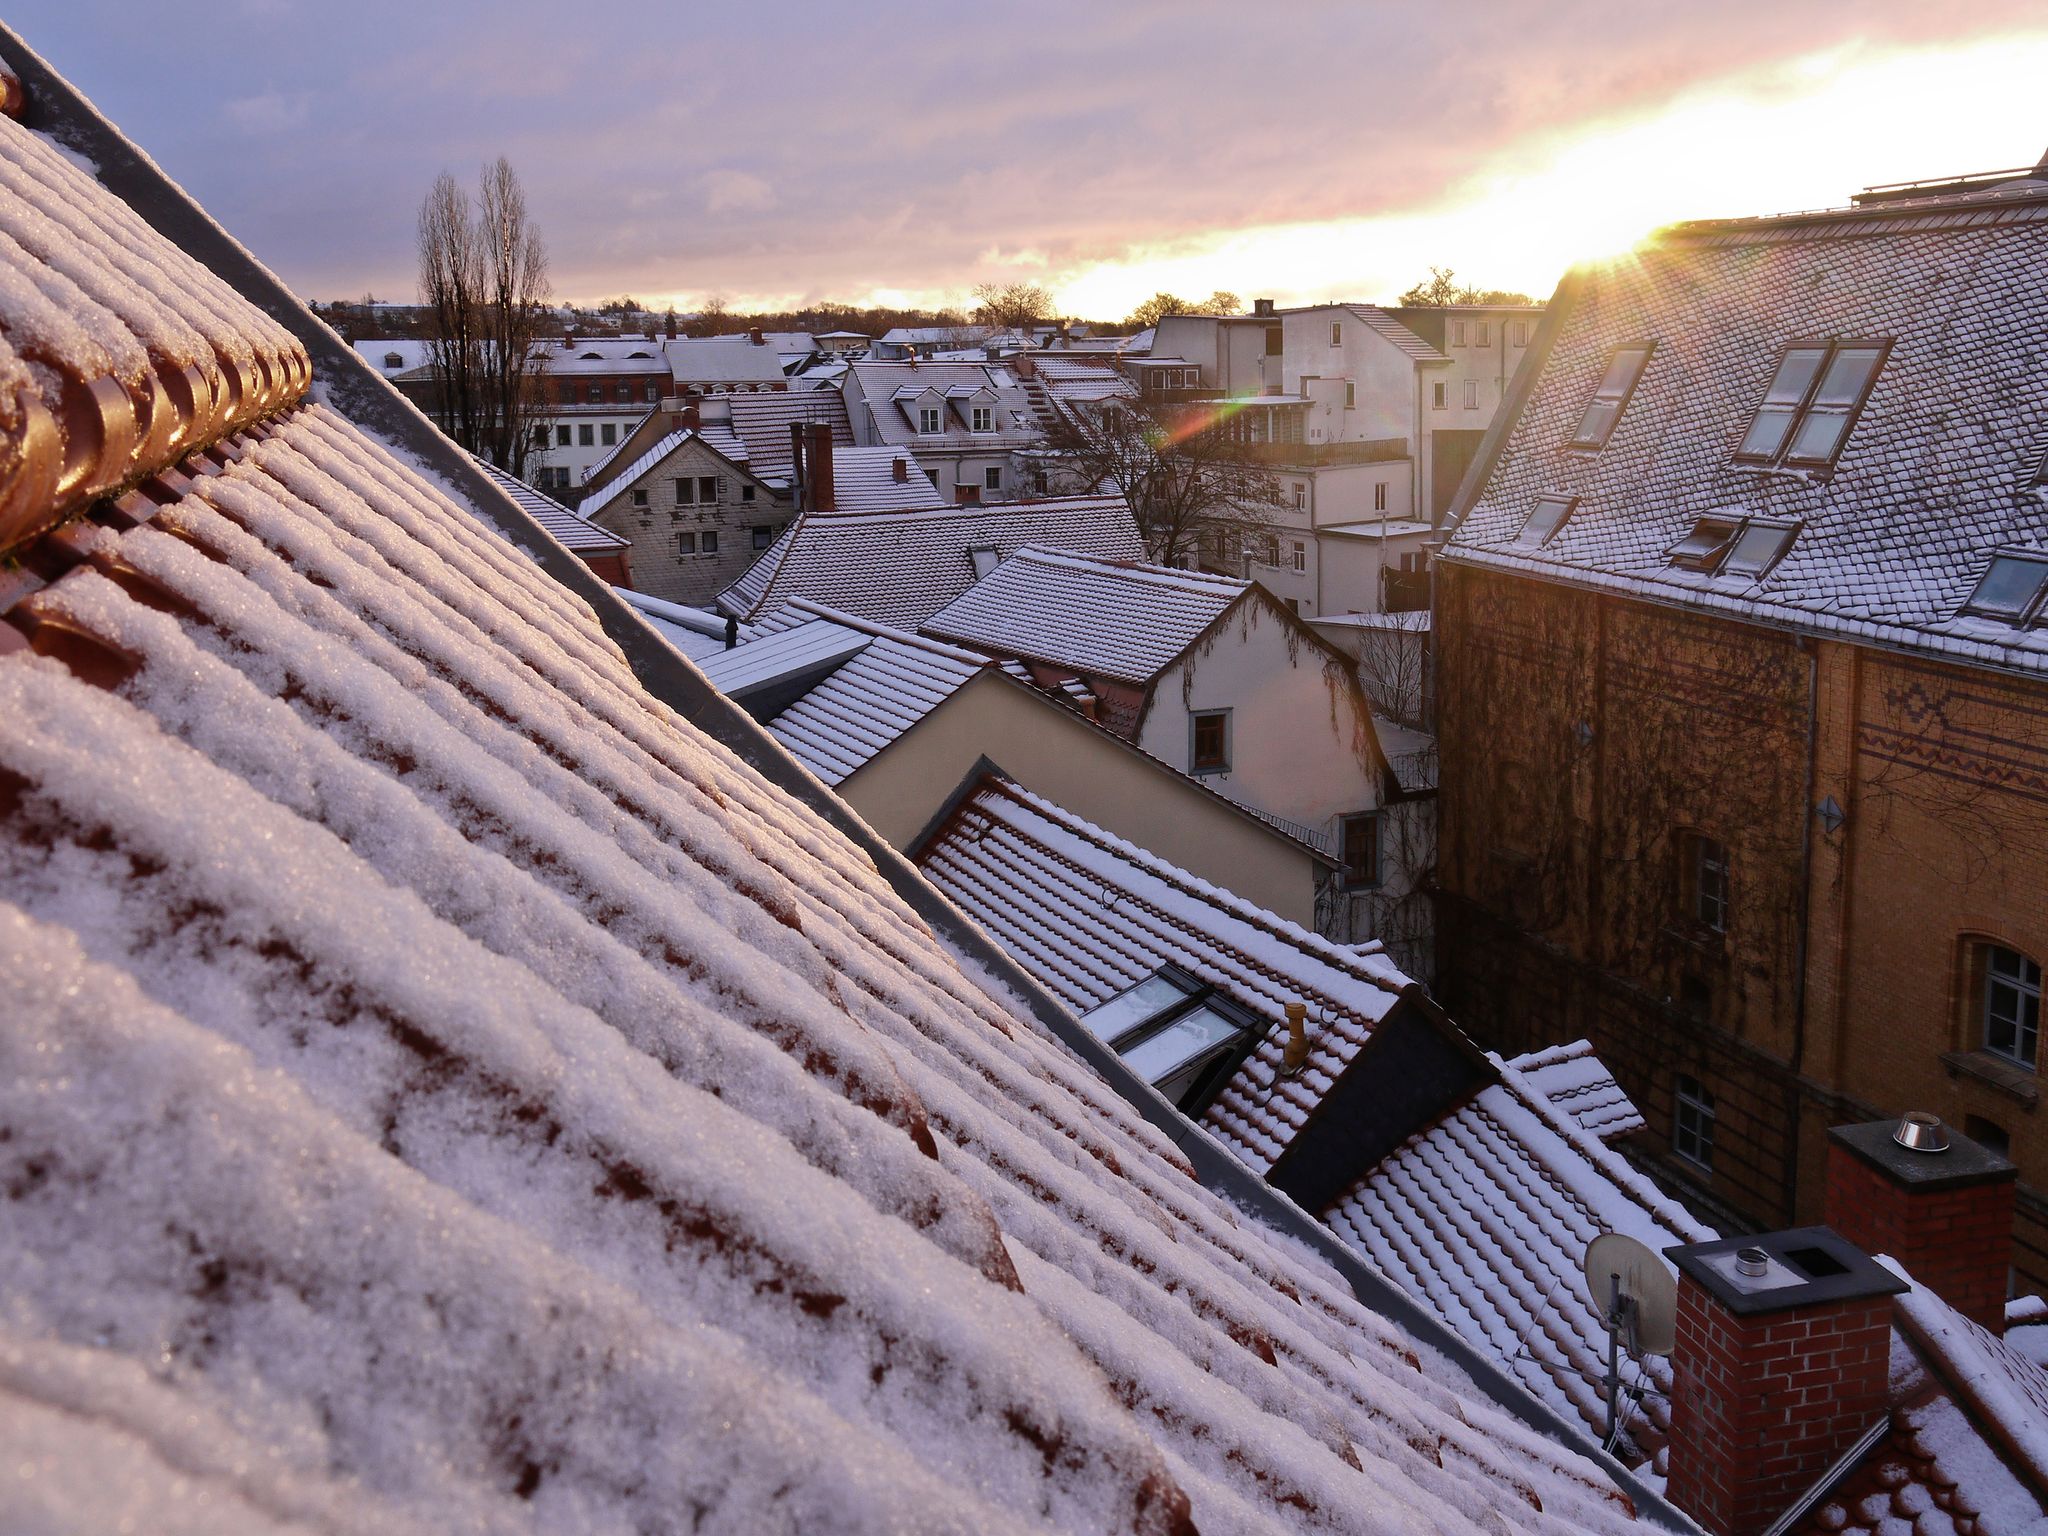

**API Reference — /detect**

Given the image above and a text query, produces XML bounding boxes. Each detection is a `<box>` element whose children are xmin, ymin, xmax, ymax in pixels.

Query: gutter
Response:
<box><xmin>2</xmin><ymin>27</ymin><xmax>1688</xmax><ymax>1527</ymax></box>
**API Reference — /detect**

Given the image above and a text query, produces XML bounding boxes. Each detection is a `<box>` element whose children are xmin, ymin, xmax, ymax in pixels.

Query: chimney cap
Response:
<box><xmin>1829</xmin><ymin>1117</ymin><xmax>2016</xmax><ymax>1190</ymax></box>
<box><xmin>1893</xmin><ymin>1111</ymin><xmax>1950</xmax><ymax>1153</ymax></box>
<box><xmin>1665</xmin><ymin>1227</ymin><xmax>1907</xmax><ymax>1318</ymax></box>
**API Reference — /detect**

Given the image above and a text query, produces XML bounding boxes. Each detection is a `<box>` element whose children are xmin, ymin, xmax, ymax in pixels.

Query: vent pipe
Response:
<box><xmin>1281</xmin><ymin>1002</ymin><xmax>1309</xmax><ymax>1075</ymax></box>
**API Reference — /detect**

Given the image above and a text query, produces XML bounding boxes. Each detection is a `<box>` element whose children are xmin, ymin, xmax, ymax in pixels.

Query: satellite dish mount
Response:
<box><xmin>1582</xmin><ymin>1233</ymin><xmax>1677</xmax><ymax>1455</ymax></box>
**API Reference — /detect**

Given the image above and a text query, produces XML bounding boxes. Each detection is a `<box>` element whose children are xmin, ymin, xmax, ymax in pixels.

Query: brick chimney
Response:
<box><xmin>806</xmin><ymin>422</ymin><xmax>835</xmax><ymax>512</ymax></box>
<box><xmin>891</xmin><ymin>454</ymin><xmax>907</xmax><ymax>483</ymax></box>
<box><xmin>748</xmin><ymin>326</ymin><xmax>764</xmax><ymax>346</ymax></box>
<box><xmin>1826</xmin><ymin>1114</ymin><xmax>2016</xmax><ymax>1333</ymax></box>
<box><xmin>1253</xmin><ymin>298</ymin><xmax>1275</xmax><ymax>317</ymax></box>
<box><xmin>1663</xmin><ymin>1228</ymin><xmax>1905</xmax><ymax>1536</ymax></box>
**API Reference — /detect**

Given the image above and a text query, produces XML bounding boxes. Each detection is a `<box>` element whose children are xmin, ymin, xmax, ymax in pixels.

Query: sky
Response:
<box><xmin>17</xmin><ymin>2</ymin><xmax>2048</xmax><ymax>321</ymax></box>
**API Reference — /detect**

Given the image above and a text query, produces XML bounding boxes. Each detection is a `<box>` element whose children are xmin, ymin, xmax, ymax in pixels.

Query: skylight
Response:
<box><xmin>1667</xmin><ymin>515</ymin><xmax>1742</xmax><ymax>572</ymax></box>
<box><xmin>1516</xmin><ymin>493</ymin><xmax>1577</xmax><ymax>547</ymax></box>
<box><xmin>1078</xmin><ymin>966</ymin><xmax>1265</xmax><ymax>1113</ymax></box>
<box><xmin>1718</xmin><ymin>518</ymin><xmax>1800</xmax><ymax>580</ymax></box>
<box><xmin>1568</xmin><ymin>344</ymin><xmax>1653</xmax><ymax>450</ymax></box>
<box><xmin>1733</xmin><ymin>340</ymin><xmax>1888</xmax><ymax>473</ymax></box>
<box><xmin>1959</xmin><ymin>549</ymin><xmax>2048</xmax><ymax>624</ymax></box>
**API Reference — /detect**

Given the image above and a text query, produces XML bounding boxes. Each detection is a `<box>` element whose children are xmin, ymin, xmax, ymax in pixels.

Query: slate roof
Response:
<box><xmin>0</xmin><ymin>40</ymin><xmax>1661</xmax><ymax>1533</ymax></box>
<box><xmin>845</xmin><ymin>360</ymin><xmax>1044</xmax><ymax>448</ymax></box>
<box><xmin>915</xmin><ymin>776</ymin><xmax>1413</xmax><ymax>1173</ymax></box>
<box><xmin>921</xmin><ymin>547</ymin><xmax>1247</xmax><ymax>687</ymax></box>
<box><xmin>1444</xmin><ymin>165</ymin><xmax>2048</xmax><ymax>676</ymax></box>
<box><xmin>726</xmin><ymin>389</ymin><xmax>854</xmax><ymax>484</ymax></box>
<box><xmin>743</xmin><ymin>601</ymin><xmax>993</xmax><ymax>784</ymax></box>
<box><xmin>715</xmin><ymin>496</ymin><xmax>1145</xmax><ymax>627</ymax></box>
<box><xmin>469</xmin><ymin>456</ymin><xmax>629</xmax><ymax>552</ymax></box>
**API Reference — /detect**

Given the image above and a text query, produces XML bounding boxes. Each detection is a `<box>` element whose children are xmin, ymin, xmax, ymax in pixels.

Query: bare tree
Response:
<box><xmin>1396</xmin><ymin>265</ymin><xmax>1534</xmax><ymax>307</ymax></box>
<box><xmin>1043</xmin><ymin>396</ymin><xmax>1284</xmax><ymax>567</ymax></box>
<box><xmin>416</xmin><ymin>158</ymin><xmax>553</xmax><ymax>475</ymax></box>
<box><xmin>1125</xmin><ymin>290</ymin><xmax>1242</xmax><ymax>329</ymax></box>
<box><xmin>971</xmin><ymin>281</ymin><xmax>1055</xmax><ymax>332</ymax></box>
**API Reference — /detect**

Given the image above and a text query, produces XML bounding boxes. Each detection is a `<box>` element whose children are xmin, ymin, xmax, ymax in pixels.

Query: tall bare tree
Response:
<box><xmin>971</xmin><ymin>281</ymin><xmax>1055</xmax><ymax>332</ymax></box>
<box><xmin>1042</xmin><ymin>396</ymin><xmax>1284</xmax><ymax>568</ymax></box>
<box><xmin>416</xmin><ymin>158</ymin><xmax>552</xmax><ymax>476</ymax></box>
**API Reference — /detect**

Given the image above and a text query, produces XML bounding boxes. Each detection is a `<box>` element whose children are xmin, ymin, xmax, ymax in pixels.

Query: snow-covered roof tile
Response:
<box><xmin>1511</xmin><ymin>1040</ymin><xmax>1646</xmax><ymax>1143</ymax></box>
<box><xmin>725</xmin><ymin>390</ymin><xmax>853</xmax><ymax>482</ymax></box>
<box><xmin>693</xmin><ymin>615</ymin><xmax>871</xmax><ymax>697</ymax></box>
<box><xmin>922</xmin><ymin>546</ymin><xmax>1246</xmax><ymax>686</ymax></box>
<box><xmin>717</xmin><ymin>496</ymin><xmax>1145</xmax><ymax>628</ymax></box>
<box><xmin>469</xmin><ymin>455</ymin><xmax>629</xmax><ymax>552</ymax></box>
<box><xmin>663</xmin><ymin>336</ymin><xmax>789</xmax><ymax>384</ymax></box>
<box><xmin>822</xmin><ymin>445</ymin><xmax>951</xmax><ymax>514</ymax></box>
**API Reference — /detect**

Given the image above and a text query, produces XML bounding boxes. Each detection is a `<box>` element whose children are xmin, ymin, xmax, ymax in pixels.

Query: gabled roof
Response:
<box><xmin>725</xmin><ymin>389</ymin><xmax>853</xmax><ymax>484</ymax></box>
<box><xmin>821</xmin><ymin>445</ymin><xmax>950</xmax><ymax>514</ymax></box>
<box><xmin>469</xmin><ymin>455</ymin><xmax>629</xmax><ymax>552</ymax></box>
<box><xmin>663</xmin><ymin>335</ymin><xmax>788</xmax><ymax>384</ymax></box>
<box><xmin>921</xmin><ymin>546</ymin><xmax>1247</xmax><ymax>687</ymax></box>
<box><xmin>0</xmin><ymin>29</ymin><xmax>1676</xmax><ymax>1532</ymax></box>
<box><xmin>716</xmin><ymin>497</ymin><xmax>1145</xmax><ymax>627</ymax></box>
<box><xmin>914</xmin><ymin>776</ymin><xmax>1412</xmax><ymax>1172</ymax></box>
<box><xmin>578</xmin><ymin>425</ymin><xmax>754</xmax><ymax>520</ymax></box>
<box><xmin>744</xmin><ymin>601</ymin><xmax>993</xmax><ymax>784</ymax></box>
<box><xmin>1443</xmin><ymin>164</ymin><xmax>2048</xmax><ymax>676</ymax></box>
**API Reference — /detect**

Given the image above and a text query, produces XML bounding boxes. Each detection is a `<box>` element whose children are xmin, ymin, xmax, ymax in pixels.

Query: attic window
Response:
<box><xmin>382</xmin><ymin>351</ymin><xmax>403</xmax><ymax>369</ymax></box>
<box><xmin>1718</xmin><ymin>517</ymin><xmax>1800</xmax><ymax>580</ymax></box>
<box><xmin>1959</xmin><ymin>549</ymin><xmax>2048</xmax><ymax>624</ymax></box>
<box><xmin>968</xmin><ymin>546</ymin><xmax>1000</xmax><ymax>580</ymax></box>
<box><xmin>1079</xmin><ymin>965</ymin><xmax>1265</xmax><ymax>1114</ymax></box>
<box><xmin>1516</xmin><ymin>493</ymin><xmax>1576</xmax><ymax>548</ymax></box>
<box><xmin>1733</xmin><ymin>340</ymin><xmax>1888</xmax><ymax>472</ymax></box>
<box><xmin>918</xmin><ymin>406</ymin><xmax>943</xmax><ymax>434</ymax></box>
<box><xmin>971</xmin><ymin>405</ymin><xmax>993</xmax><ymax>432</ymax></box>
<box><xmin>1668</xmin><ymin>515</ymin><xmax>1742</xmax><ymax>572</ymax></box>
<box><xmin>1568</xmin><ymin>343</ymin><xmax>1653</xmax><ymax>449</ymax></box>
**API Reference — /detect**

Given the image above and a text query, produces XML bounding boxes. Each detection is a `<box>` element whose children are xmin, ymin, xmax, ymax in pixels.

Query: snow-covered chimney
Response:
<box><xmin>1826</xmin><ymin>1114</ymin><xmax>2016</xmax><ymax>1333</ymax></box>
<box><xmin>748</xmin><ymin>326</ymin><xmax>765</xmax><ymax>346</ymax></box>
<box><xmin>1663</xmin><ymin>1229</ymin><xmax>1904</xmax><ymax>1536</ymax></box>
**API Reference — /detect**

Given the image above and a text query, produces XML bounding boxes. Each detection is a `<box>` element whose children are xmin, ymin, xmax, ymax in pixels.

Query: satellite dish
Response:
<box><xmin>1583</xmin><ymin>1233</ymin><xmax>1677</xmax><ymax>1358</ymax></box>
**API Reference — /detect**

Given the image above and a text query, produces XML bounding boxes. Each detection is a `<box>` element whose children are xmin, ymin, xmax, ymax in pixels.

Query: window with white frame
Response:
<box><xmin>1291</xmin><ymin>540</ymin><xmax>1307</xmax><ymax>572</ymax></box>
<box><xmin>919</xmin><ymin>405</ymin><xmax>942</xmax><ymax>433</ymax></box>
<box><xmin>1190</xmin><ymin>710</ymin><xmax>1230</xmax><ymax>774</ymax></box>
<box><xmin>983</xmin><ymin>466</ymin><xmax>1001</xmax><ymax>491</ymax></box>
<box><xmin>676</xmin><ymin>531</ymin><xmax>697</xmax><ymax>555</ymax></box>
<box><xmin>1463</xmin><ymin>380</ymin><xmax>1479</xmax><ymax>409</ymax></box>
<box><xmin>1476</xmin><ymin>322</ymin><xmax>1491</xmax><ymax>347</ymax></box>
<box><xmin>701</xmin><ymin>530</ymin><xmax>719</xmax><ymax>553</ymax></box>
<box><xmin>1983</xmin><ymin>944</ymin><xmax>2042</xmax><ymax>1069</ymax></box>
<box><xmin>1345</xmin><ymin>381</ymin><xmax>1355</xmax><ymax>409</ymax></box>
<box><xmin>1292</xmin><ymin>482</ymin><xmax>1307</xmax><ymax>511</ymax></box>
<box><xmin>601</xmin><ymin>423</ymin><xmax>617</xmax><ymax>445</ymax></box>
<box><xmin>1433</xmin><ymin>381</ymin><xmax>1448</xmax><ymax>409</ymax></box>
<box><xmin>971</xmin><ymin>405</ymin><xmax>993</xmax><ymax>432</ymax></box>
<box><xmin>1330</xmin><ymin>321</ymin><xmax>1343</xmax><ymax>346</ymax></box>
<box><xmin>1674</xmin><ymin>1074</ymin><xmax>1715</xmax><ymax>1170</ymax></box>
<box><xmin>578</xmin><ymin>424</ymin><xmax>594</xmax><ymax>446</ymax></box>
<box><xmin>1679</xmin><ymin>831</ymin><xmax>1730</xmax><ymax>932</ymax></box>
<box><xmin>1373</xmin><ymin>482</ymin><xmax>1387</xmax><ymax>513</ymax></box>
<box><xmin>1451</xmin><ymin>321</ymin><xmax>1467</xmax><ymax>346</ymax></box>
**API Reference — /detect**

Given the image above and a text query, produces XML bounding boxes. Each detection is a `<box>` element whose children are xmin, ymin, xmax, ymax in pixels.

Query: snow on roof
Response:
<box><xmin>1326</xmin><ymin>1050</ymin><xmax>1712</xmax><ymax>1473</ymax></box>
<box><xmin>354</xmin><ymin>337</ymin><xmax>431</xmax><ymax>374</ymax></box>
<box><xmin>0</xmin><ymin>50</ymin><xmax>1669</xmax><ymax>1534</ymax></box>
<box><xmin>693</xmin><ymin>615</ymin><xmax>872</xmax><ymax>698</ymax></box>
<box><xmin>915</xmin><ymin>776</ymin><xmax>1412</xmax><ymax>1173</ymax></box>
<box><xmin>1446</xmin><ymin>180</ymin><xmax>2048</xmax><ymax>677</ymax></box>
<box><xmin>725</xmin><ymin>389</ymin><xmax>853</xmax><ymax>483</ymax></box>
<box><xmin>1509</xmin><ymin>1041</ymin><xmax>1645</xmax><ymax>1144</ymax></box>
<box><xmin>1343</xmin><ymin>305</ymin><xmax>1449</xmax><ymax>365</ymax></box>
<box><xmin>823</xmin><ymin>445</ymin><xmax>951</xmax><ymax>514</ymax></box>
<box><xmin>717</xmin><ymin>497</ymin><xmax>1145</xmax><ymax>628</ymax></box>
<box><xmin>740</xmin><ymin>601</ymin><xmax>992</xmax><ymax>784</ymax></box>
<box><xmin>922</xmin><ymin>546</ymin><xmax>1246</xmax><ymax>686</ymax></box>
<box><xmin>664</xmin><ymin>336</ymin><xmax>789</xmax><ymax>383</ymax></box>
<box><xmin>577</xmin><ymin>425</ymin><xmax>750</xmax><ymax>520</ymax></box>
<box><xmin>469</xmin><ymin>455</ymin><xmax>629</xmax><ymax>552</ymax></box>
<box><xmin>846</xmin><ymin>361</ymin><xmax>1044</xmax><ymax>447</ymax></box>
<box><xmin>614</xmin><ymin>587</ymin><xmax>745</xmax><ymax>660</ymax></box>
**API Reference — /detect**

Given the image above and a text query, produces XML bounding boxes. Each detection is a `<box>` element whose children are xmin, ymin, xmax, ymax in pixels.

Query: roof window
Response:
<box><xmin>968</xmin><ymin>545</ymin><xmax>1000</xmax><ymax>580</ymax></box>
<box><xmin>1733</xmin><ymin>339</ymin><xmax>1888</xmax><ymax>473</ymax></box>
<box><xmin>1718</xmin><ymin>517</ymin><xmax>1800</xmax><ymax>580</ymax></box>
<box><xmin>1515</xmin><ymin>493</ymin><xmax>1577</xmax><ymax>548</ymax></box>
<box><xmin>1667</xmin><ymin>514</ymin><xmax>1742</xmax><ymax>572</ymax></box>
<box><xmin>1568</xmin><ymin>343</ymin><xmax>1653</xmax><ymax>450</ymax></box>
<box><xmin>1959</xmin><ymin>548</ymin><xmax>2048</xmax><ymax>625</ymax></box>
<box><xmin>1079</xmin><ymin>965</ymin><xmax>1265</xmax><ymax>1114</ymax></box>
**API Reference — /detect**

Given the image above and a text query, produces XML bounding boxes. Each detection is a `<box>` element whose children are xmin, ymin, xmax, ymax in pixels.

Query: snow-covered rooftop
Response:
<box><xmin>664</xmin><ymin>336</ymin><xmax>789</xmax><ymax>384</ymax></box>
<box><xmin>921</xmin><ymin>546</ymin><xmax>1247</xmax><ymax>686</ymax></box>
<box><xmin>819</xmin><ymin>445</ymin><xmax>950</xmax><ymax>514</ymax></box>
<box><xmin>470</xmin><ymin>455</ymin><xmax>629</xmax><ymax>553</ymax></box>
<box><xmin>725</xmin><ymin>389</ymin><xmax>854</xmax><ymax>484</ymax></box>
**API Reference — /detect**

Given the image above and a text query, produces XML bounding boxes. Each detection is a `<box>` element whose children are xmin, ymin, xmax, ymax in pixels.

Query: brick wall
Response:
<box><xmin>1825</xmin><ymin>1141</ymin><xmax>2015</xmax><ymax>1332</ymax></box>
<box><xmin>1665</xmin><ymin>1279</ymin><xmax>1891</xmax><ymax>1536</ymax></box>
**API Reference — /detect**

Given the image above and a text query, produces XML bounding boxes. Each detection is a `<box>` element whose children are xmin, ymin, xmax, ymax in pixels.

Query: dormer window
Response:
<box><xmin>919</xmin><ymin>405</ymin><xmax>942</xmax><ymax>434</ymax></box>
<box><xmin>1718</xmin><ymin>517</ymin><xmax>1800</xmax><ymax>580</ymax></box>
<box><xmin>1668</xmin><ymin>515</ymin><xmax>1742</xmax><ymax>572</ymax></box>
<box><xmin>970</xmin><ymin>405</ymin><xmax>993</xmax><ymax>432</ymax></box>
<box><xmin>1568</xmin><ymin>343</ymin><xmax>1653</xmax><ymax>450</ymax></box>
<box><xmin>382</xmin><ymin>351</ymin><xmax>403</xmax><ymax>369</ymax></box>
<box><xmin>1733</xmin><ymin>339</ymin><xmax>1888</xmax><ymax>472</ymax></box>
<box><xmin>1959</xmin><ymin>548</ymin><xmax>2048</xmax><ymax>624</ymax></box>
<box><xmin>968</xmin><ymin>545</ymin><xmax>1000</xmax><ymax>580</ymax></box>
<box><xmin>1516</xmin><ymin>493</ymin><xmax>1576</xmax><ymax>548</ymax></box>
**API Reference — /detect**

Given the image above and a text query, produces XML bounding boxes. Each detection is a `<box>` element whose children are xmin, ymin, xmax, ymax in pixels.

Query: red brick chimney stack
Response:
<box><xmin>748</xmin><ymin>326</ymin><xmax>764</xmax><ymax>346</ymax></box>
<box><xmin>806</xmin><ymin>422</ymin><xmax>835</xmax><ymax>512</ymax></box>
<box><xmin>891</xmin><ymin>455</ymin><xmax>907</xmax><ymax>483</ymax></box>
<box><xmin>1825</xmin><ymin>1114</ymin><xmax>2016</xmax><ymax>1333</ymax></box>
<box><xmin>1663</xmin><ymin>1229</ymin><xmax>1905</xmax><ymax>1536</ymax></box>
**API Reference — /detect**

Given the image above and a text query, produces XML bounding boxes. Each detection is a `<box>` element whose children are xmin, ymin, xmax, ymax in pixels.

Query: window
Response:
<box><xmin>1515</xmin><ymin>321</ymin><xmax>1531</xmax><ymax>346</ymax></box>
<box><xmin>1678</xmin><ymin>831</ymin><xmax>1730</xmax><ymax>932</ymax></box>
<box><xmin>971</xmin><ymin>405</ymin><xmax>993</xmax><ymax>432</ymax></box>
<box><xmin>578</xmin><ymin>424</ymin><xmax>594</xmax><ymax>446</ymax></box>
<box><xmin>1463</xmin><ymin>381</ymin><xmax>1479</xmax><ymax>409</ymax></box>
<box><xmin>1674</xmin><ymin>1075</ymin><xmax>1715</xmax><ymax>1170</ymax></box>
<box><xmin>699</xmin><ymin>476</ymin><xmax>719</xmax><ymax>502</ymax></box>
<box><xmin>1079</xmin><ymin>966</ymin><xmax>1264</xmax><ymax>1113</ymax></box>
<box><xmin>1719</xmin><ymin>517</ymin><xmax>1800</xmax><ymax>579</ymax></box>
<box><xmin>919</xmin><ymin>405</ymin><xmax>942</xmax><ymax>433</ymax></box>
<box><xmin>1476</xmin><ymin>322</ymin><xmax>1490</xmax><ymax>347</ymax></box>
<box><xmin>557</xmin><ymin>425</ymin><xmax>571</xmax><ymax>447</ymax></box>
<box><xmin>1451</xmin><ymin>321</ymin><xmax>1467</xmax><ymax>346</ymax></box>
<box><xmin>675</xmin><ymin>479</ymin><xmax>694</xmax><ymax>505</ymax></box>
<box><xmin>531</xmin><ymin>424</ymin><xmax>548</xmax><ymax>447</ymax></box>
<box><xmin>676</xmin><ymin>531</ymin><xmax>697</xmax><ymax>555</ymax></box>
<box><xmin>701</xmin><ymin>530</ymin><xmax>718</xmax><ymax>554</ymax></box>
<box><xmin>1983</xmin><ymin>945</ymin><xmax>2042</xmax><ymax>1068</ymax></box>
<box><xmin>1344</xmin><ymin>381</ymin><xmax>1355</xmax><ymax>410</ymax></box>
<box><xmin>1340</xmin><ymin>813</ymin><xmax>1380</xmax><ymax>889</ymax></box>
<box><xmin>1292</xmin><ymin>482</ymin><xmax>1307</xmax><ymax>511</ymax></box>
<box><xmin>1432</xmin><ymin>381</ymin><xmax>1448</xmax><ymax>410</ymax></box>
<box><xmin>984</xmin><ymin>466</ymin><xmax>1002</xmax><ymax>492</ymax></box>
<box><xmin>1190</xmin><ymin>710</ymin><xmax>1230</xmax><ymax>774</ymax></box>
<box><xmin>601</xmin><ymin>423</ymin><xmax>617</xmax><ymax>445</ymax></box>
<box><xmin>1264</xmin><ymin>325</ymin><xmax>1282</xmax><ymax>357</ymax></box>
<box><xmin>1667</xmin><ymin>515</ymin><xmax>1741</xmax><ymax>572</ymax></box>
<box><xmin>615</xmin><ymin>382</ymin><xmax>633</xmax><ymax>402</ymax></box>
<box><xmin>741</xmin><ymin>485</ymin><xmax>755</xmax><ymax>502</ymax></box>
<box><xmin>1373</xmin><ymin>482</ymin><xmax>1387</xmax><ymax>513</ymax></box>
<box><xmin>751</xmin><ymin>524</ymin><xmax>773</xmax><ymax>550</ymax></box>
<box><xmin>645</xmin><ymin>382</ymin><xmax>659</xmax><ymax>402</ymax></box>
<box><xmin>1733</xmin><ymin>340</ymin><xmax>1887</xmax><ymax>471</ymax></box>
<box><xmin>382</xmin><ymin>351</ymin><xmax>403</xmax><ymax>369</ymax></box>
<box><xmin>1516</xmin><ymin>494</ymin><xmax>1575</xmax><ymax>547</ymax></box>
<box><xmin>631</xmin><ymin>488</ymin><xmax>648</xmax><ymax>508</ymax></box>
<box><xmin>1960</xmin><ymin>550</ymin><xmax>2048</xmax><ymax>624</ymax></box>
<box><xmin>587</xmin><ymin>384</ymin><xmax>603</xmax><ymax>404</ymax></box>
<box><xmin>1330</xmin><ymin>321</ymin><xmax>1343</xmax><ymax>346</ymax></box>
<box><xmin>1291</xmin><ymin>540</ymin><xmax>1307</xmax><ymax>573</ymax></box>
<box><xmin>1569</xmin><ymin>343</ymin><xmax>1653</xmax><ymax>449</ymax></box>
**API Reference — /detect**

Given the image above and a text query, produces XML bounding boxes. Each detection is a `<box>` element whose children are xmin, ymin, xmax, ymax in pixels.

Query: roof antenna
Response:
<box><xmin>1582</xmin><ymin>1234</ymin><xmax>1676</xmax><ymax>1454</ymax></box>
